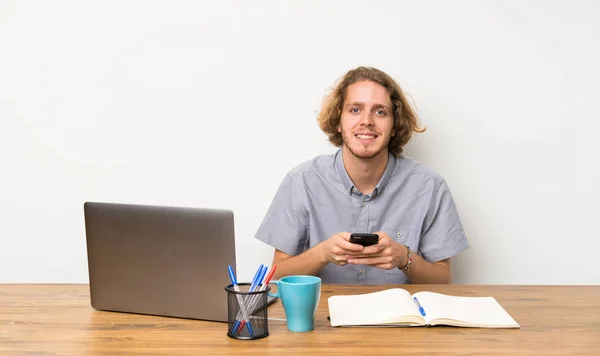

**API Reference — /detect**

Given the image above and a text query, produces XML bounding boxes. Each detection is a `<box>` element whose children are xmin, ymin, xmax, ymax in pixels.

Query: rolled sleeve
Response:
<box><xmin>254</xmin><ymin>173</ymin><xmax>308</xmax><ymax>256</ymax></box>
<box><xmin>419</xmin><ymin>180</ymin><xmax>469</xmax><ymax>262</ymax></box>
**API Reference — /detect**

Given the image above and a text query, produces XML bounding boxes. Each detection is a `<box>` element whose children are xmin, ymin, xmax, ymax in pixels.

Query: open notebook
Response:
<box><xmin>328</xmin><ymin>288</ymin><xmax>520</xmax><ymax>328</ymax></box>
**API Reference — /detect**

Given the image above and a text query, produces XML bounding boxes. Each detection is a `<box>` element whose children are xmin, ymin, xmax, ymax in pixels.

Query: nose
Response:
<box><xmin>360</xmin><ymin>112</ymin><xmax>375</xmax><ymax>126</ymax></box>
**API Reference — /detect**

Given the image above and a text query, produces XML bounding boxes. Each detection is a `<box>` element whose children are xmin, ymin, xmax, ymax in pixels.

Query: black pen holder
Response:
<box><xmin>225</xmin><ymin>283</ymin><xmax>270</xmax><ymax>340</ymax></box>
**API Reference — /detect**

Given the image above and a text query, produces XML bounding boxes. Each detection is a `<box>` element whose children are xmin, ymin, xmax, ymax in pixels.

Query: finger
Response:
<box><xmin>338</xmin><ymin>239</ymin><xmax>365</xmax><ymax>252</ymax></box>
<box><xmin>370</xmin><ymin>263</ymin><xmax>396</xmax><ymax>270</ymax></box>
<box><xmin>361</xmin><ymin>244</ymin><xmax>386</xmax><ymax>255</ymax></box>
<box><xmin>349</xmin><ymin>259</ymin><xmax>395</xmax><ymax>270</ymax></box>
<box><xmin>338</xmin><ymin>232</ymin><xmax>352</xmax><ymax>242</ymax></box>
<box><xmin>345</xmin><ymin>245</ymin><xmax>391</xmax><ymax>258</ymax></box>
<box><xmin>347</xmin><ymin>252</ymin><xmax>386</xmax><ymax>258</ymax></box>
<box><xmin>333</xmin><ymin>232</ymin><xmax>359</xmax><ymax>248</ymax></box>
<box><xmin>333</xmin><ymin>244</ymin><xmax>363</xmax><ymax>256</ymax></box>
<box><xmin>374</xmin><ymin>230</ymin><xmax>388</xmax><ymax>238</ymax></box>
<box><xmin>343</xmin><ymin>249</ymin><xmax>372</xmax><ymax>257</ymax></box>
<box><xmin>333</xmin><ymin>256</ymin><xmax>348</xmax><ymax>266</ymax></box>
<box><xmin>373</xmin><ymin>233</ymin><xmax>391</xmax><ymax>244</ymax></box>
<box><xmin>347</xmin><ymin>256</ymin><xmax>391</xmax><ymax>265</ymax></box>
<box><xmin>343</xmin><ymin>252</ymin><xmax>375</xmax><ymax>261</ymax></box>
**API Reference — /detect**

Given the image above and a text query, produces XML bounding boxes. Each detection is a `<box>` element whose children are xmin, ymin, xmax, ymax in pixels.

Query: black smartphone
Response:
<box><xmin>349</xmin><ymin>233</ymin><xmax>379</xmax><ymax>246</ymax></box>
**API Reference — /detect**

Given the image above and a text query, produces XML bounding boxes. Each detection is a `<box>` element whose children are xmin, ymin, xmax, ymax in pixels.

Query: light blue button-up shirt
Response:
<box><xmin>255</xmin><ymin>149</ymin><xmax>469</xmax><ymax>284</ymax></box>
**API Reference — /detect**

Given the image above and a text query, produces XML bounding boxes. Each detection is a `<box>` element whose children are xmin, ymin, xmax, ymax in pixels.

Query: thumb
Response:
<box><xmin>339</xmin><ymin>232</ymin><xmax>352</xmax><ymax>241</ymax></box>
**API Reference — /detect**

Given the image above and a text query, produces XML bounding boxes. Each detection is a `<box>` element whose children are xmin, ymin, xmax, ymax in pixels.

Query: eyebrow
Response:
<box><xmin>344</xmin><ymin>101</ymin><xmax>391</xmax><ymax>111</ymax></box>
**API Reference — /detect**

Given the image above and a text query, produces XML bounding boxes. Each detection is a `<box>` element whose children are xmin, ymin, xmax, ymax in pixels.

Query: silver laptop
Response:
<box><xmin>83</xmin><ymin>201</ymin><xmax>237</xmax><ymax>322</ymax></box>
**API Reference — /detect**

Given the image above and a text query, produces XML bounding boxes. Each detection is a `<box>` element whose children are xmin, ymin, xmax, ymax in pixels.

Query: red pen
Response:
<box><xmin>236</xmin><ymin>265</ymin><xmax>278</xmax><ymax>333</ymax></box>
<box><xmin>262</xmin><ymin>265</ymin><xmax>277</xmax><ymax>286</ymax></box>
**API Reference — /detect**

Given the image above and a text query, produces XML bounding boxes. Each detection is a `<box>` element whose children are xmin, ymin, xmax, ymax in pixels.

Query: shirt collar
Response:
<box><xmin>374</xmin><ymin>152</ymin><xmax>396</xmax><ymax>197</ymax></box>
<box><xmin>334</xmin><ymin>149</ymin><xmax>396</xmax><ymax>197</ymax></box>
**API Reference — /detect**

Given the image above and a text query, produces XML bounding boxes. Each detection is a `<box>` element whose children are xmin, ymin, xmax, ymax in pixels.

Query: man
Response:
<box><xmin>255</xmin><ymin>66</ymin><xmax>469</xmax><ymax>284</ymax></box>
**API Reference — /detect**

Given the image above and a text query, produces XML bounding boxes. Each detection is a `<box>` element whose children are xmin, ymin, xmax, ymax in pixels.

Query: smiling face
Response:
<box><xmin>338</xmin><ymin>80</ymin><xmax>395</xmax><ymax>160</ymax></box>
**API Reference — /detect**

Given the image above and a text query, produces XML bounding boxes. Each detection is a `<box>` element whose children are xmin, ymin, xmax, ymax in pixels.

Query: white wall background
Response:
<box><xmin>1</xmin><ymin>0</ymin><xmax>599</xmax><ymax>284</ymax></box>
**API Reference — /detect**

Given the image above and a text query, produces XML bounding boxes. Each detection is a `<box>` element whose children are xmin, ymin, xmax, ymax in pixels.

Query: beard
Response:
<box><xmin>341</xmin><ymin>130</ymin><xmax>390</xmax><ymax>160</ymax></box>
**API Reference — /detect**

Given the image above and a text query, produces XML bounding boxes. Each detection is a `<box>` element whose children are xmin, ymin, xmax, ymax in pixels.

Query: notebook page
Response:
<box><xmin>412</xmin><ymin>291</ymin><xmax>519</xmax><ymax>327</ymax></box>
<box><xmin>328</xmin><ymin>288</ymin><xmax>422</xmax><ymax>326</ymax></box>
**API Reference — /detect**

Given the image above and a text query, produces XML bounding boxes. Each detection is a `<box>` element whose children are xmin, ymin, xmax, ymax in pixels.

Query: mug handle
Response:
<box><xmin>267</xmin><ymin>280</ymin><xmax>280</xmax><ymax>298</ymax></box>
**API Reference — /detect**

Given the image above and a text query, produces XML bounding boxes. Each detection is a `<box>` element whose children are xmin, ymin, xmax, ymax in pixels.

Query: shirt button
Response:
<box><xmin>358</xmin><ymin>269</ymin><xmax>364</xmax><ymax>275</ymax></box>
<box><xmin>362</xmin><ymin>202</ymin><xmax>366</xmax><ymax>207</ymax></box>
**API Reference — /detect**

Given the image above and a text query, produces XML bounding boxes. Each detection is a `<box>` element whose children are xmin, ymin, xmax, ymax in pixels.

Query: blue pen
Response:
<box><xmin>234</xmin><ymin>265</ymin><xmax>267</xmax><ymax>319</ymax></box>
<box><xmin>250</xmin><ymin>266</ymin><xmax>267</xmax><ymax>292</ymax></box>
<box><xmin>249</xmin><ymin>264</ymin><xmax>264</xmax><ymax>291</ymax></box>
<box><xmin>231</xmin><ymin>264</ymin><xmax>263</xmax><ymax>332</ymax></box>
<box><xmin>413</xmin><ymin>297</ymin><xmax>426</xmax><ymax>317</ymax></box>
<box><xmin>244</xmin><ymin>265</ymin><xmax>276</xmax><ymax>315</ymax></box>
<box><xmin>233</xmin><ymin>265</ymin><xmax>269</xmax><ymax>334</ymax></box>
<box><xmin>232</xmin><ymin>264</ymin><xmax>264</xmax><ymax>335</ymax></box>
<box><xmin>228</xmin><ymin>265</ymin><xmax>255</xmax><ymax>337</ymax></box>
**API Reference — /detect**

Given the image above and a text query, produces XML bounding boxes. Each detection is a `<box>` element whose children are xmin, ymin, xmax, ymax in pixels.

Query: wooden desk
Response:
<box><xmin>1</xmin><ymin>284</ymin><xmax>598</xmax><ymax>355</ymax></box>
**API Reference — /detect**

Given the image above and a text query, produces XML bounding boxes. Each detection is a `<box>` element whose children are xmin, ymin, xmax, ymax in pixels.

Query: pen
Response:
<box><xmin>235</xmin><ymin>265</ymin><xmax>268</xmax><ymax>333</ymax></box>
<box><xmin>414</xmin><ymin>297</ymin><xmax>426</xmax><ymax>317</ymax></box>
<box><xmin>230</xmin><ymin>264</ymin><xmax>263</xmax><ymax>335</ymax></box>
<box><xmin>249</xmin><ymin>265</ymin><xmax>277</xmax><ymax>310</ymax></box>
<box><xmin>248</xmin><ymin>265</ymin><xmax>267</xmax><ymax>293</ymax></box>
<box><xmin>245</xmin><ymin>265</ymin><xmax>278</xmax><ymax>314</ymax></box>
<box><xmin>228</xmin><ymin>265</ymin><xmax>254</xmax><ymax>337</ymax></box>
<box><xmin>260</xmin><ymin>264</ymin><xmax>277</xmax><ymax>289</ymax></box>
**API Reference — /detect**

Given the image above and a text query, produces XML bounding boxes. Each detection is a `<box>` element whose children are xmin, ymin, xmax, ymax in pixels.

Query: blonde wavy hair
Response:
<box><xmin>317</xmin><ymin>66</ymin><xmax>425</xmax><ymax>157</ymax></box>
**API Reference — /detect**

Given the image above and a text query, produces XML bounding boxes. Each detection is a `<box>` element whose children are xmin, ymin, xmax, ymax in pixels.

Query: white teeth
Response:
<box><xmin>356</xmin><ymin>134</ymin><xmax>375</xmax><ymax>139</ymax></box>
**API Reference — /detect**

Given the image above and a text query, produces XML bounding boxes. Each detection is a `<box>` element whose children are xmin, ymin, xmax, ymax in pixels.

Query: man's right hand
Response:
<box><xmin>320</xmin><ymin>232</ymin><xmax>365</xmax><ymax>266</ymax></box>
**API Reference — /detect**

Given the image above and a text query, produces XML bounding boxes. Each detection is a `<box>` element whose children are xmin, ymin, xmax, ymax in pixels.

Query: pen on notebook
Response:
<box><xmin>231</xmin><ymin>264</ymin><xmax>263</xmax><ymax>335</ymax></box>
<box><xmin>414</xmin><ymin>297</ymin><xmax>426</xmax><ymax>317</ymax></box>
<box><xmin>228</xmin><ymin>265</ymin><xmax>254</xmax><ymax>337</ymax></box>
